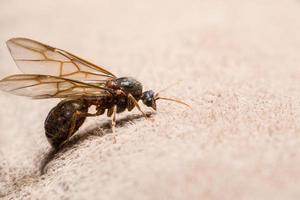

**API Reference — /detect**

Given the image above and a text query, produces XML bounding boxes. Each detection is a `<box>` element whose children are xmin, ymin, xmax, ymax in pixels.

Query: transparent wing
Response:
<box><xmin>6</xmin><ymin>38</ymin><xmax>116</xmax><ymax>84</ymax></box>
<box><xmin>0</xmin><ymin>74</ymin><xmax>111</xmax><ymax>99</ymax></box>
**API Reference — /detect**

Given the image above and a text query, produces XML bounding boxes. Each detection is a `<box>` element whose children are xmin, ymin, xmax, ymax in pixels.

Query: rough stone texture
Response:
<box><xmin>1</xmin><ymin>0</ymin><xmax>300</xmax><ymax>199</ymax></box>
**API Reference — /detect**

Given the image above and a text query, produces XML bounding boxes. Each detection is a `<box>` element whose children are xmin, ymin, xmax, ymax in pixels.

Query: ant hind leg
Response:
<box><xmin>111</xmin><ymin>105</ymin><xmax>117</xmax><ymax>144</ymax></box>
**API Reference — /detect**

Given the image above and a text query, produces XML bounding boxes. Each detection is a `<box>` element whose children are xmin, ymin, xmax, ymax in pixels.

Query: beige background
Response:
<box><xmin>1</xmin><ymin>0</ymin><xmax>300</xmax><ymax>199</ymax></box>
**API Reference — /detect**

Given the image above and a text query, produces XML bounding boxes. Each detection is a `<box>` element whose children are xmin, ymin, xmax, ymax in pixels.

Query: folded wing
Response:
<box><xmin>0</xmin><ymin>74</ymin><xmax>110</xmax><ymax>99</ymax></box>
<box><xmin>6</xmin><ymin>38</ymin><xmax>116</xmax><ymax>85</ymax></box>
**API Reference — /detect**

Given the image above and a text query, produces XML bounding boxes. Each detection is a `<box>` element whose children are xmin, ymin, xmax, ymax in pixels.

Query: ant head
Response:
<box><xmin>141</xmin><ymin>90</ymin><xmax>157</xmax><ymax>110</ymax></box>
<box><xmin>141</xmin><ymin>80</ymin><xmax>191</xmax><ymax>111</ymax></box>
<box><xmin>141</xmin><ymin>89</ymin><xmax>191</xmax><ymax>111</ymax></box>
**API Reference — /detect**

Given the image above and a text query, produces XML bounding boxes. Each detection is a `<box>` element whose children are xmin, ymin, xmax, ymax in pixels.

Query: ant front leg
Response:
<box><xmin>127</xmin><ymin>93</ymin><xmax>150</xmax><ymax>120</ymax></box>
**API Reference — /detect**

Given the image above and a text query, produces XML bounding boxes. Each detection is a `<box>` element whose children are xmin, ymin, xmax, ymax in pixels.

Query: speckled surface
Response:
<box><xmin>1</xmin><ymin>0</ymin><xmax>300</xmax><ymax>199</ymax></box>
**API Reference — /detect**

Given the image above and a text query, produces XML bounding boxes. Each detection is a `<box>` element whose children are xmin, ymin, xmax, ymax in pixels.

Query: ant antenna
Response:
<box><xmin>155</xmin><ymin>96</ymin><xmax>191</xmax><ymax>108</ymax></box>
<box><xmin>153</xmin><ymin>80</ymin><xmax>191</xmax><ymax>109</ymax></box>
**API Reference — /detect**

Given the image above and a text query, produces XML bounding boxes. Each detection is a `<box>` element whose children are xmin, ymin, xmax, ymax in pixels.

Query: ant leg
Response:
<box><xmin>82</xmin><ymin>112</ymin><xmax>100</xmax><ymax>117</ymax></box>
<box><xmin>128</xmin><ymin>93</ymin><xmax>149</xmax><ymax>119</ymax></box>
<box><xmin>68</xmin><ymin>111</ymin><xmax>82</xmax><ymax>139</ymax></box>
<box><xmin>68</xmin><ymin>111</ymin><xmax>101</xmax><ymax>138</ymax></box>
<box><xmin>111</xmin><ymin>105</ymin><xmax>117</xmax><ymax>144</ymax></box>
<box><xmin>78</xmin><ymin>108</ymin><xmax>105</xmax><ymax>118</ymax></box>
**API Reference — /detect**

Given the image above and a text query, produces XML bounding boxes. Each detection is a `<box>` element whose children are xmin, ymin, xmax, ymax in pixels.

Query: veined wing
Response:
<box><xmin>6</xmin><ymin>38</ymin><xmax>116</xmax><ymax>84</ymax></box>
<box><xmin>0</xmin><ymin>74</ymin><xmax>111</xmax><ymax>99</ymax></box>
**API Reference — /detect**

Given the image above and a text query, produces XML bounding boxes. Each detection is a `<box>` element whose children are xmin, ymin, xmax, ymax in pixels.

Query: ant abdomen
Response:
<box><xmin>44</xmin><ymin>99</ymin><xmax>89</xmax><ymax>148</ymax></box>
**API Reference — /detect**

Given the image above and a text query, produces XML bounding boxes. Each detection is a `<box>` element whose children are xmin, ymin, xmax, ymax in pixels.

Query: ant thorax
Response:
<box><xmin>114</xmin><ymin>77</ymin><xmax>143</xmax><ymax>99</ymax></box>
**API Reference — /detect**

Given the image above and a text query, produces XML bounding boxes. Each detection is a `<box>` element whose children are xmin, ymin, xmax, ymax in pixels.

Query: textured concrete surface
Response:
<box><xmin>1</xmin><ymin>0</ymin><xmax>300</xmax><ymax>199</ymax></box>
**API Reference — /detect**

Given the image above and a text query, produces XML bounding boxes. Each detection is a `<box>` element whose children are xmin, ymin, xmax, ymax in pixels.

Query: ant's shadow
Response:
<box><xmin>39</xmin><ymin>112</ymin><xmax>154</xmax><ymax>175</ymax></box>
